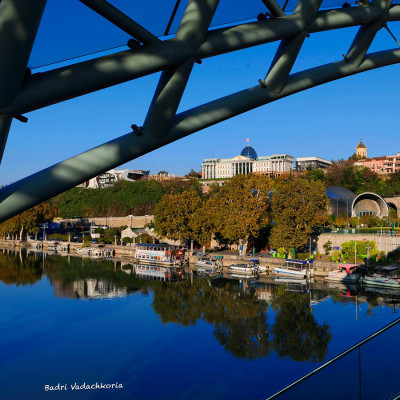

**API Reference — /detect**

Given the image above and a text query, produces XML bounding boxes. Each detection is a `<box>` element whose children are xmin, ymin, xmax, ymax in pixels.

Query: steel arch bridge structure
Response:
<box><xmin>0</xmin><ymin>0</ymin><xmax>399</xmax><ymax>222</ymax></box>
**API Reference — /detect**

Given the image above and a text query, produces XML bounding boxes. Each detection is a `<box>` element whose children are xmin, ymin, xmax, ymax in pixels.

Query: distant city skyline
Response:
<box><xmin>1</xmin><ymin>25</ymin><xmax>400</xmax><ymax>185</ymax></box>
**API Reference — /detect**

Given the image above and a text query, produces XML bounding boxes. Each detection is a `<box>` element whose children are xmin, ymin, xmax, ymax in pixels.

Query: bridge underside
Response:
<box><xmin>0</xmin><ymin>0</ymin><xmax>399</xmax><ymax>221</ymax></box>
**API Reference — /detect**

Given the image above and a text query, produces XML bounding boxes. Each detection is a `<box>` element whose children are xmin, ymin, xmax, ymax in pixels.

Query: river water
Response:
<box><xmin>0</xmin><ymin>249</ymin><xmax>399</xmax><ymax>400</ymax></box>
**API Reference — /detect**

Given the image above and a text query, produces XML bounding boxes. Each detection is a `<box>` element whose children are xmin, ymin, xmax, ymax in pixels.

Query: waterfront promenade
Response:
<box><xmin>0</xmin><ymin>239</ymin><xmax>348</xmax><ymax>277</ymax></box>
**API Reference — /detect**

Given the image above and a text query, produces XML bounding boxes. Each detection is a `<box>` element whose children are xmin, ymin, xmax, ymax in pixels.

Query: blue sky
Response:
<box><xmin>1</xmin><ymin>4</ymin><xmax>400</xmax><ymax>185</ymax></box>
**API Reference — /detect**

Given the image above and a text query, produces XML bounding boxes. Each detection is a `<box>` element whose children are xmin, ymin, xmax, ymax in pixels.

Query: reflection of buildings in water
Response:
<box><xmin>52</xmin><ymin>279</ymin><xmax>127</xmax><ymax>299</ymax></box>
<box><xmin>256</xmin><ymin>286</ymin><xmax>273</xmax><ymax>303</ymax></box>
<box><xmin>254</xmin><ymin>278</ymin><xmax>315</xmax><ymax>304</ymax></box>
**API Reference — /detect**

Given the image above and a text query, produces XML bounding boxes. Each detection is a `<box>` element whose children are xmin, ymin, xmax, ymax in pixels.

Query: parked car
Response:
<box><xmin>268</xmin><ymin>249</ymin><xmax>277</xmax><ymax>255</ymax></box>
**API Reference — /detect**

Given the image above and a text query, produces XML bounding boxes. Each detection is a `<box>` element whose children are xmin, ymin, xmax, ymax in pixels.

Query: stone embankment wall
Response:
<box><xmin>188</xmin><ymin>254</ymin><xmax>338</xmax><ymax>276</ymax></box>
<box><xmin>316</xmin><ymin>233</ymin><xmax>400</xmax><ymax>255</ymax></box>
<box><xmin>59</xmin><ymin>216</ymin><xmax>154</xmax><ymax>228</ymax></box>
<box><xmin>1</xmin><ymin>240</ymin><xmax>340</xmax><ymax>276</ymax></box>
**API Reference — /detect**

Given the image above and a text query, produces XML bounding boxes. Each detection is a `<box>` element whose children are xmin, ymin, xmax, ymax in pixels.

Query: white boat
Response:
<box><xmin>229</xmin><ymin>264</ymin><xmax>258</xmax><ymax>275</ymax></box>
<box><xmin>362</xmin><ymin>266</ymin><xmax>400</xmax><ymax>288</ymax></box>
<box><xmin>134</xmin><ymin>243</ymin><xmax>187</xmax><ymax>266</ymax></box>
<box><xmin>326</xmin><ymin>264</ymin><xmax>362</xmax><ymax>283</ymax></box>
<box><xmin>195</xmin><ymin>253</ymin><xmax>223</xmax><ymax>272</ymax></box>
<box><xmin>273</xmin><ymin>259</ymin><xmax>313</xmax><ymax>278</ymax></box>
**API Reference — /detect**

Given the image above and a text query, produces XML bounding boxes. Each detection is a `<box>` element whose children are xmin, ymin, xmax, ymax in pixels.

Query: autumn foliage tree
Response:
<box><xmin>0</xmin><ymin>201</ymin><xmax>58</xmax><ymax>239</ymax></box>
<box><xmin>153</xmin><ymin>191</ymin><xmax>203</xmax><ymax>242</ymax></box>
<box><xmin>270</xmin><ymin>176</ymin><xmax>329</xmax><ymax>252</ymax></box>
<box><xmin>208</xmin><ymin>174</ymin><xmax>273</xmax><ymax>252</ymax></box>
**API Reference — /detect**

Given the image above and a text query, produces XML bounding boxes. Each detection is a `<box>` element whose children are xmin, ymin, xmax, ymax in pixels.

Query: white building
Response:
<box><xmin>201</xmin><ymin>146</ymin><xmax>294</xmax><ymax>180</ymax></box>
<box><xmin>79</xmin><ymin>169</ymin><xmax>149</xmax><ymax>189</ymax></box>
<box><xmin>296</xmin><ymin>156</ymin><xmax>332</xmax><ymax>171</ymax></box>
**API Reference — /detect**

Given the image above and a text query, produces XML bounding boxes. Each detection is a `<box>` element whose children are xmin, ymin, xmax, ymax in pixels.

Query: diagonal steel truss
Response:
<box><xmin>0</xmin><ymin>0</ymin><xmax>399</xmax><ymax>222</ymax></box>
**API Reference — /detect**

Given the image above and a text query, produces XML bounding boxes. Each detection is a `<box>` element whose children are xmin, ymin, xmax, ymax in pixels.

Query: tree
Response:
<box><xmin>189</xmin><ymin>202</ymin><xmax>214</xmax><ymax>251</ymax></box>
<box><xmin>0</xmin><ymin>201</ymin><xmax>57</xmax><ymax>239</ymax></box>
<box><xmin>153</xmin><ymin>191</ymin><xmax>203</xmax><ymax>242</ymax></box>
<box><xmin>270</xmin><ymin>176</ymin><xmax>329</xmax><ymax>251</ymax></box>
<box><xmin>349</xmin><ymin>217</ymin><xmax>360</xmax><ymax>227</ymax></box>
<box><xmin>208</xmin><ymin>174</ymin><xmax>273</xmax><ymax>253</ymax></box>
<box><xmin>335</xmin><ymin>215</ymin><xmax>347</xmax><ymax>228</ymax></box>
<box><xmin>323</xmin><ymin>240</ymin><xmax>332</xmax><ymax>255</ymax></box>
<box><xmin>185</xmin><ymin>169</ymin><xmax>201</xmax><ymax>179</ymax></box>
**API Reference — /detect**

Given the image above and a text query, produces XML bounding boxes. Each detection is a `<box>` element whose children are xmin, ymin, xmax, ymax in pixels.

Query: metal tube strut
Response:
<box><xmin>0</xmin><ymin>0</ymin><xmax>46</xmax><ymax>162</ymax></box>
<box><xmin>345</xmin><ymin>0</ymin><xmax>391</xmax><ymax>67</ymax></box>
<box><xmin>1</xmin><ymin>48</ymin><xmax>400</xmax><ymax>222</ymax></box>
<box><xmin>144</xmin><ymin>0</ymin><xmax>220</xmax><ymax>140</ymax></box>
<box><xmin>1</xmin><ymin>5</ymin><xmax>399</xmax><ymax>117</ymax></box>
<box><xmin>0</xmin><ymin>116</ymin><xmax>12</xmax><ymax>164</ymax></box>
<box><xmin>0</xmin><ymin>0</ymin><xmax>47</xmax><ymax>107</ymax></box>
<box><xmin>261</xmin><ymin>0</ymin><xmax>285</xmax><ymax>17</ymax></box>
<box><xmin>79</xmin><ymin>0</ymin><xmax>160</xmax><ymax>45</ymax></box>
<box><xmin>262</xmin><ymin>0</ymin><xmax>322</xmax><ymax>92</ymax></box>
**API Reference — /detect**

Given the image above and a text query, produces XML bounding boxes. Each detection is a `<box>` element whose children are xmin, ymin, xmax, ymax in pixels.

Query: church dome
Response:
<box><xmin>240</xmin><ymin>145</ymin><xmax>258</xmax><ymax>159</ymax></box>
<box><xmin>356</xmin><ymin>141</ymin><xmax>366</xmax><ymax>149</ymax></box>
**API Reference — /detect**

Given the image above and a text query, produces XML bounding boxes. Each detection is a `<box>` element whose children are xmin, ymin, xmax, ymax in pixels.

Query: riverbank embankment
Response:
<box><xmin>0</xmin><ymin>239</ymin><xmax>347</xmax><ymax>277</ymax></box>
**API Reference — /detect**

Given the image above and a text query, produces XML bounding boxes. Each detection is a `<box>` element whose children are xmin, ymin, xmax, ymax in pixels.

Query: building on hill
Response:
<box><xmin>79</xmin><ymin>169</ymin><xmax>149</xmax><ymax>189</ymax></box>
<box><xmin>201</xmin><ymin>145</ymin><xmax>294</xmax><ymax>183</ymax></box>
<box><xmin>356</xmin><ymin>140</ymin><xmax>367</xmax><ymax>158</ymax></box>
<box><xmin>296</xmin><ymin>156</ymin><xmax>332</xmax><ymax>171</ymax></box>
<box><xmin>354</xmin><ymin>154</ymin><xmax>400</xmax><ymax>175</ymax></box>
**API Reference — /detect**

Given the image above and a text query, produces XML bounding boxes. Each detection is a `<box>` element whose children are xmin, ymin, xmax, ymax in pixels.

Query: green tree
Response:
<box><xmin>335</xmin><ymin>215</ymin><xmax>347</xmax><ymax>228</ymax></box>
<box><xmin>154</xmin><ymin>191</ymin><xmax>203</xmax><ymax>242</ymax></box>
<box><xmin>0</xmin><ymin>201</ymin><xmax>57</xmax><ymax>239</ymax></box>
<box><xmin>270</xmin><ymin>177</ymin><xmax>329</xmax><ymax>251</ymax></box>
<box><xmin>349</xmin><ymin>216</ymin><xmax>360</xmax><ymax>227</ymax></box>
<box><xmin>185</xmin><ymin>169</ymin><xmax>201</xmax><ymax>179</ymax></box>
<box><xmin>208</xmin><ymin>174</ymin><xmax>273</xmax><ymax>253</ymax></box>
<box><xmin>323</xmin><ymin>240</ymin><xmax>332</xmax><ymax>255</ymax></box>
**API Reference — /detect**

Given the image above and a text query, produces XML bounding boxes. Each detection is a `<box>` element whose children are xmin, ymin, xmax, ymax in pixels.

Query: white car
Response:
<box><xmin>268</xmin><ymin>249</ymin><xmax>277</xmax><ymax>255</ymax></box>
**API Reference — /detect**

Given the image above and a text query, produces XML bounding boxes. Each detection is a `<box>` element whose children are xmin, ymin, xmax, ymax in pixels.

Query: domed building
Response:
<box><xmin>201</xmin><ymin>144</ymin><xmax>294</xmax><ymax>181</ymax></box>
<box><xmin>240</xmin><ymin>145</ymin><xmax>258</xmax><ymax>160</ymax></box>
<box><xmin>356</xmin><ymin>140</ymin><xmax>367</xmax><ymax>158</ymax></box>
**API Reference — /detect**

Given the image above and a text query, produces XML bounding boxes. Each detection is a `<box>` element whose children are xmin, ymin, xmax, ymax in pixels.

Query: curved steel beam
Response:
<box><xmin>0</xmin><ymin>47</ymin><xmax>399</xmax><ymax>222</ymax></box>
<box><xmin>1</xmin><ymin>5</ymin><xmax>400</xmax><ymax>116</ymax></box>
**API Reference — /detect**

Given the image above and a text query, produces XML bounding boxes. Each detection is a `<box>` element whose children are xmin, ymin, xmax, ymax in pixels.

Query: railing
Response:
<box><xmin>265</xmin><ymin>317</ymin><xmax>400</xmax><ymax>400</ymax></box>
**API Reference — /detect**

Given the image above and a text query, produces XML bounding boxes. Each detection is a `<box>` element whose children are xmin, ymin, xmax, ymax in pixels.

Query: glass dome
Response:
<box><xmin>240</xmin><ymin>145</ymin><xmax>258</xmax><ymax>159</ymax></box>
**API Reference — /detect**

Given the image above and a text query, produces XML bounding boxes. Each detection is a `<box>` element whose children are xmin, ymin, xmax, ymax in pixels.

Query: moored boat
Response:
<box><xmin>134</xmin><ymin>263</ymin><xmax>186</xmax><ymax>281</ymax></box>
<box><xmin>326</xmin><ymin>264</ymin><xmax>362</xmax><ymax>283</ymax></box>
<box><xmin>273</xmin><ymin>259</ymin><xmax>313</xmax><ymax>278</ymax></box>
<box><xmin>362</xmin><ymin>266</ymin><xmax>400</xmax><ymax>288</ymax></box>
<box><xmin>195</xmin><ymin>253</ymin><xmax>223</xmax><ymax>272</ymax></box>
<box><xmin>229</xmin><ymin>263</ymin><xmax>258</xmax><ymax>275</ymax></box>
<box><xmin>134</xmin><ymin>243</ymin><xmax>187</xmax><ymax>266</ymax></box>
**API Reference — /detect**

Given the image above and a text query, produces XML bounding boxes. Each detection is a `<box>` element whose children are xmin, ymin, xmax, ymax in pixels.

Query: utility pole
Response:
<box><xmin>355</xmin><ymin>240</ymin><xmax>357</xmax><ymax>264</ymax></box>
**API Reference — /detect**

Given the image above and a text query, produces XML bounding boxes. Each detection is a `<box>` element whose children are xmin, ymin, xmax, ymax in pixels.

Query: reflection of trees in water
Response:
<box><xmin>0</xmin><ymin>251</ymin><xmax>332</xmax><ymax>362</ymax></box>
<box><xmin>152</xmin><ymin>279</ymin><xmax>270</xmax><ymax>360</ymax></box>
<box><xmin>271</xmin><ymin>292</ymin><xmax>332</xmax><ymax>362</ymax></box>
<box><xmin>152</xmin><ymin>279</ymin><xmax>332</xmax><ymax>362</ymax></box>
<box><xmin>0</xmin><ymin>251</ymin><xmax>42</xmax><ymax>285</ymax></box>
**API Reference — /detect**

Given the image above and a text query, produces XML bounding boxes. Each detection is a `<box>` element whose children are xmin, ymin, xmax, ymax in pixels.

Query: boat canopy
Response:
<box><xmin>381</xmin><ymin>266</ymin><xmax>400</xmax><ymax>275</ymax></box>
<box><xmin>250</xmin><ymin>258</ymin><xmax>259</xmax><ymax>262</ymax></box>
<box><xmin>136</xmin><ymin>243</ymin><xmax>172</xmax><ymax>249</ymax></box>
<box><xmin>338</xmin><ymin>264</ymin><xmax>359</xmax><ymax>275</ymax></box>
<box><xmin>285</xmin><ymin>259</ymin><xmax>313</xmax><ymax>265</ymax></box>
